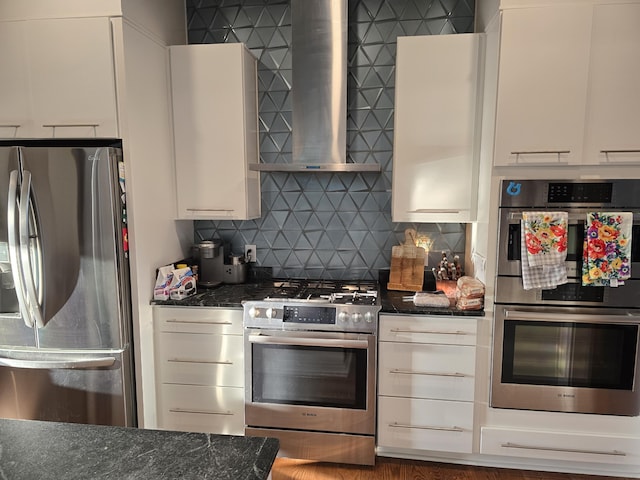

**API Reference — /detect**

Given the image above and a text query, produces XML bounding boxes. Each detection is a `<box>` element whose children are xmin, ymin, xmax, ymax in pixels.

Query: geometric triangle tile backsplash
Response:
<box><xmin>188</xmin><ymin>0</ymin><xmax>474</xmax><ymax>280</ymax></box>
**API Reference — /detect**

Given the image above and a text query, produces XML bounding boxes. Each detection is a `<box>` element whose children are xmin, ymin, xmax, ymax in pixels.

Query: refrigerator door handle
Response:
<box><xmin>7</xmin><ymin>169</ymin><xmax>33</xmax><ymax>328</ymax></box>
<box><xmin>18</xmin><ymin>170</ymin><xmax>45</xmax><ymax>329</ymax></box>
<box><xmin>0</xmin><ymin>355</ymin><xmax>116</xmax><ymax>369</ymax></box>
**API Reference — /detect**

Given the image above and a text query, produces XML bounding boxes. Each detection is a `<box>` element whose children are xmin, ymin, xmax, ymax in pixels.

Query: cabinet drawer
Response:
<box><xmin>378</xmin><ymin>342</ymin><xmax>475</xmax><ymax>401</ymax></box>
<box><xmin>481</xmin><ymin>426</ymin><xmax>640</xmax><ymax>465</ymax></box>
<box><xmin>378</xmin><ymin>396</ymin><xmax>473</xmax><ymax>453</ymax></box>
<box><xmin>157</xmin><ymin>384</ymin><xmax>244</xmax><ymax>435</ymax></box>
<box><xmin>379</xmin><ymin>315</ymin><xmax>477</xmax><ymax>345</ymax></box>
<box><xmin>154</xmin><ymin>307</ymin><xmax>243</xmax><ymax>335</ymax></box>
<box><xmin>156</xmin><ymin>332</ymin><xmax>243</xmax><ymax>387</ymax></box>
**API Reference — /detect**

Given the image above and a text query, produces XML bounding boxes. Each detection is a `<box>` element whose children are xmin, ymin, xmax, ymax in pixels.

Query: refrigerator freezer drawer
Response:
<box><xmin>0</xmin><ymin>348</ymin><xmax>135</xmax><ymax>427</ymax></box>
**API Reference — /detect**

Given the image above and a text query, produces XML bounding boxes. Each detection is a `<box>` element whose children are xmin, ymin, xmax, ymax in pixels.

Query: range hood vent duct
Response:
<box><xmin>250</xmin><ymin>0</ymin><xmax>381</xmax><ymax>173</ymax></box>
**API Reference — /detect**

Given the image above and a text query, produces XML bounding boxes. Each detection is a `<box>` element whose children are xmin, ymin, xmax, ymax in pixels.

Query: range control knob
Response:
<box><xmin>266</xmin><ymin>308</ymin><xmax>275</xmax><ymax>319</ymax></box>
<box><xmin>338</xmin><ymin>311</ymin><xmax>349</xmax><ymax>323</ymax></box>
<box><xmin>248</xmin><ymin>307</ymin><xmax>258</xmax><ymax>318</ymax></box>
<box><xmin>351</xmin><ymin>312</ymin><xmax>362</xmax><ymax>323</ymax></box>
<box><xmin>364</xmin><ymin>312</ymin><xmax>374</xmax><ymax>323</ymax></box>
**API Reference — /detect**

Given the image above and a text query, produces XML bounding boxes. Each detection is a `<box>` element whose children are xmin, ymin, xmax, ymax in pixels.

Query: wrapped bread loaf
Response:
<box><xmin>411</xmin><ymin>292</ymin><xmax>451</xmax><ymax>308</ymax></box>
<box><xmin>455</xmin><ymin>276</ymin><xmax>485</xmax><ymax>310</ymax></box>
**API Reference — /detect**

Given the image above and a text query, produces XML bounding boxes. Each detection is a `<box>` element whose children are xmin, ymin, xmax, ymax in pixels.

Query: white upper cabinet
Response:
<box><xmin>170</xmin><ymin>43</ymin><xmax>261</xmax><ymax>221</ymax></box>
<box><xmin>493</xmin><ymin>1</ymin><xmax>640</xmax><ymax>167</ymax></box>
<box><xmin>493</xmin><ymin>5</ymin><xmax>592</xmax><ymax>166</ymax></box>
<box><xmin>0</xmin><ymin>17</ymin><xmax>119</xmax><ymax>138</ymax></box>
<box><xmin>392</xmin><ymin>34</ymin><xmax>482</xmax><ymax>223</ymax></box>
<box><xmin>583</xmin><ymin>3</ymin><xmax>640</xmax><ymax>165</ymax></box>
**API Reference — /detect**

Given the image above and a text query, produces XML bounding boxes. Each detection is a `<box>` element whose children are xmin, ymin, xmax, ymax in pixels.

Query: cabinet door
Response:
<box><xmin>0</xmin><ymin>21</ymin><xmax>32</xmax><ymax>138</ymax></box>
<box><xmin>170</xmin><ymin>43</ymin><xmax>261</xmax><ymax>220</ymax></box>
<box><xmin>378</xmin><ymin>396</ymin><xmax>473</xmax><ymax>453</ymax></box>
<box><xmin>493</xmin><ymin>6</ymin><xmax>592</xmax><ymax>166</ymax></box>
<box><xmin>25</xmin><ymin>17</ymin><xmax>119</xmax><ymax>138</ymax></box>
<box><xmin>378</xmin><ymin>342</ymin><xmax>475</xmax><ymax>401</ymax></box>
<box><xmin>584</xmin><ymin>3</ymin><xmax>640</xmax><ymax>165</ymax></box>
<box><xmin>392</xmin><ymin>34</ymin><xmax>481</xmax><ymax>223</ymax></box>
<box><xmin>155</xmin><ymin>331</ymin><xmax>244</xmax><ymax>387</ymax></box>
<box><xmin>157</xmin><ymin>384</ymin><xmax>245</xmax><ymax>435</ymax></box>
<box><xmin>481</xmin><ymin>426</ymin><xmax>640</xmax><ymax>465</ymax></box>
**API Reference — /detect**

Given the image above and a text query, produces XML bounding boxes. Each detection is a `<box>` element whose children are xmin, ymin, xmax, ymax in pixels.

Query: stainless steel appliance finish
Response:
<box><xmin>243</xmin><ymin>280</ymin><xmax>380</xmax><ymax>465</ymax></box>
<box><xmin>491</xmin><ymin>179</ymin><xmax>640</xmax><ymax>416</ymax></box>
<box><xmin>249</xmin><ymin>0</ymin><xmax>380</xmax><ymax>172</ymax></box>
<box><xmin>0</xmin><ymin>140</ymin><xmax>135</xmax><ymax>426</ymax></box>
<box><xmin>492</xmin><ymin>305</ymin><xmax>640</xmax><ymax>416</ymax></box>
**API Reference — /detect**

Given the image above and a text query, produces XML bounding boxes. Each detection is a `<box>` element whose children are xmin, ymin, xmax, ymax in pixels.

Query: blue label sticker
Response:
<box><xmin>506</xmin><ymin>181</ymin><xmax>521</xmax><ymax>196</ymax></box>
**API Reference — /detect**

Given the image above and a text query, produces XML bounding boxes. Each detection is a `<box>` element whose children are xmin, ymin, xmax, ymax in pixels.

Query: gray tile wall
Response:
<box><xmin>188</xmin><ymin>0</ymin><xmax>475</xmax><ymax>280</ymax></box>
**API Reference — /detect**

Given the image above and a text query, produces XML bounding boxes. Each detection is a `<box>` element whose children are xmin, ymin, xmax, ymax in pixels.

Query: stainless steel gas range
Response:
<box><xmin>242</xmin><ymin>280</ymin><xmax>381</xmax><ymax>466</ymax></box>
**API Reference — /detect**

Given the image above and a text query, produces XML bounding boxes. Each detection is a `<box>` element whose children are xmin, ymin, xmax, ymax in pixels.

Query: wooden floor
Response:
<box><xmin>271</xmin><ymin>457</ymin><xmax>633</xmax><ymax>480</ymax></box>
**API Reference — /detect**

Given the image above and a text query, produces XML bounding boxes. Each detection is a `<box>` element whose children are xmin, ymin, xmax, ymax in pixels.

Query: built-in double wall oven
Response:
<box><xmin>492</xmin><ymin>179</ymin><xmax>640</xmax><ymax>416</ymax></box>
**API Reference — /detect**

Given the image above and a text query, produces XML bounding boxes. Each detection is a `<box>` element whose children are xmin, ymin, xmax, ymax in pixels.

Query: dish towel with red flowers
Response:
<box><xmin>582</xmin><ymin>212</ymin><xmax>633</xmax><ymax>287</ymax></box>
<box><xmin>520</xmin><ymin>211</ymin><xmax>569</xmax><ymax>290</ymax></box>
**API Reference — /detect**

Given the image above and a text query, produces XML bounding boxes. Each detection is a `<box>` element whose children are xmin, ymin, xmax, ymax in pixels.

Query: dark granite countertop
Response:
<box><xmin>151</xmin><ymin>281</ymin><xmax>483</xmax><ymax>316</ymax></box>
<box><xmin>0</xmin><ymin>418</ymin><xmax>278</xmax><ymax>480</ymax></box>
<box><xmin>379</xmin><ymin>288</ymin><xmax>484</xmax><ymax>316</ymax></box>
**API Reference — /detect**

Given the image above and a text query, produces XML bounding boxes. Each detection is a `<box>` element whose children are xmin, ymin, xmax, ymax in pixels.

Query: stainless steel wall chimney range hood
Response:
<box><xmin>250</xmin><ymin>0</ymin><xmax>381</xmax><ymax>172</ymax></box>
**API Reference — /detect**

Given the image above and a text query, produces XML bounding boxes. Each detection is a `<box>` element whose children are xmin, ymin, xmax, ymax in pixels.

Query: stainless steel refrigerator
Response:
<box><xmin>0</xmin><ymin>139</ymin><xmax>136</xmax><ymax>427</ymax></box>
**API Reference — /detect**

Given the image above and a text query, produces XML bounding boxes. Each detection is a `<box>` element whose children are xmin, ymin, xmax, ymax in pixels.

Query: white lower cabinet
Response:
<box><xmin>481</xmin><ymin>426</ymin><xmax>640</xmax><ymax>466</ymax></box>
<box><xmin>378</xmin><ymin>397</ymin><xmax>474</xmax><ymax>453</ymax></box>
<box><xmin>377</xmin><ymin>314</ymin><xmax>478</xmax><ymax>455</ymax></box>
<box><xmin>153</xmin><ymin>307</ymin><xmax>244</xmax><ymax>435</ymax></box>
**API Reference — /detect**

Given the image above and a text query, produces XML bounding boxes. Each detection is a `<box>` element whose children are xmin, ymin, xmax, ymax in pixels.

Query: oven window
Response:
<box><xmin>507</xmin><ymin>223</ymin><xmax>583</xmax><ymax>261</ymax></box>
<box><xmin>508</xmin><ymin>223</ymin><xmax>640</xmax><ymax>263</ymax></box>
<box><xmin>251</xmin><ymin>344</ymin><xmax>368</xmax><ymax>409</ymax></box>
<box><xmin>502</xmin><ymin>320</ymin><xmax>638</xmax><ymax>390</ymax></box>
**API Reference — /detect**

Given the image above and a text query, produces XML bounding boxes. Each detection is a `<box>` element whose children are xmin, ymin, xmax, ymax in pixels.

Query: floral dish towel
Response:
<box><xmin>522</xmin><ymin>211</ymin><xmax>569</xmax><ymax>267</ymax></box>
<box><xmin>521</xmin><ymin>221</ymin><xmax>568</xmax><ymax>290</ymax></box>
<box><xmin>582</xmin><ymin>212</ymin><xmax>633</xmax><ymax>287</ymax></box>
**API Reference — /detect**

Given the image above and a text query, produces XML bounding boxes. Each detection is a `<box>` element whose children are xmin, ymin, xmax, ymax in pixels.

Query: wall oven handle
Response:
<box><xmin>248</xmin><ymin>334</ymin><xmax>369</xmax><ymax>349</ymax></box>
<box><xmin>501</xmin><ymin>442</ymin><xmax>626</xmax><ymax>457</ymax></box>
<box><xmin>390</xmin><ymin>368</ymin><xmax>466</xmax><ymax>378</ymax></box>
<box><xmin>390</xmin><ymin>422</ymin><xmax>464</xmax><ymax>433</ymax></box>
<box><xmin>504</xmin><ymin>309</ymin><xmax>640</xmax><ymax>324</ymax></box>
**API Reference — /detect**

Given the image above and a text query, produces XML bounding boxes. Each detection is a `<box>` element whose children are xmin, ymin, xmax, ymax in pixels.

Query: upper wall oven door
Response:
<box><xmin>244</xmin><ymin>329</ymin><xmax>376</xmax><ymax>435</ymax></box>
<box><xmin>497</xmin><ymin>208</ymin><xmax>640</xmax><ymax>278</ymax></box>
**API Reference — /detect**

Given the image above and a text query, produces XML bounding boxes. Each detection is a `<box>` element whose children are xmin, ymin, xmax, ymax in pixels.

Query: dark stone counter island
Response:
<box><xmin>0</xmin><ymin>418</ymin><xmax>278</xmax><ymax>480</ymax></box>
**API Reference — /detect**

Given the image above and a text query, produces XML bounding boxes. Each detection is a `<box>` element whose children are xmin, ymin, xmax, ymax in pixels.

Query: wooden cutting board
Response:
<box><xmin>387</xmin><ymin>229</ymin><xmax>425</xmax><ymax>292</ymax></box>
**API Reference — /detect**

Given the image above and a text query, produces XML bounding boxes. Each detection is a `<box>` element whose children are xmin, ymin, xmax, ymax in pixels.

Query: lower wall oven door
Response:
<box><xmin>491</xmin><ymin>306</ymin><xmax>640</xmax><ymax>416</ymax></box>
<box><xmin>244</xmin><ymin>329</ymin><xmax>376</xmax><ymax>435</ymax></box>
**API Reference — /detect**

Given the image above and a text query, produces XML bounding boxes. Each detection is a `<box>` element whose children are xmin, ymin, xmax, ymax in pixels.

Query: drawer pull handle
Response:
<box><xmin>168</xmin><ymin>359</ymin><xmax>232</xmax><ymax>365</ymax></box>
<box><xmin>390</xmin><ymin>328</ymin><xmax>468</xmax><ymax>335</ymax></box>
<box><xmin>501</xmin><ymin>442</ymin><xmax>626</xmax><ymax>457</ymax></box>
<box><xmin>165</xmin><ymin>319</ymin><xmax>234</xmax><ymax>325</ymax></box>
<box><xmin>169</xmin><ymin>408</ymin><xmax>233</xmax><ymax>416</ymax></box>
<box><xmin>390</xmin><ymin>368</ymin><xmax>465</xmax><ymax>378</ymax></box>
<box><xmin>390</xmin><ymin>422</ymin><xmax>463</xmax><ymax>433</ymax></box>
<box><xmin>408</xmin><ymin>209</ymin><xmax>465</xmax><ymax>214</ymax></box>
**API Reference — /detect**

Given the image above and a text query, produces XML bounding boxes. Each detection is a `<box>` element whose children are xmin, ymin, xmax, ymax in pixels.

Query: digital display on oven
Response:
<box><xmin>541</xmin><ymin>283</ymin><xmax>604</xmax><ymax>303</ymax></box>
<box><xmin>548</xmin><ymin>182</ymin><xmax>613</xmax><ymax>203</ymax></box>
<box><xmin>283</xmin><ymin>306</ymin><xmax>336</xmax><ymax>324</ymax></box>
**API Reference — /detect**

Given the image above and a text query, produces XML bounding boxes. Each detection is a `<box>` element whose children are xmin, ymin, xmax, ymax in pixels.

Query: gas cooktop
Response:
<box><xmin>261</xmin><ymin>279</ymin><xmax>379</xmax><ymax>305</ymax></box>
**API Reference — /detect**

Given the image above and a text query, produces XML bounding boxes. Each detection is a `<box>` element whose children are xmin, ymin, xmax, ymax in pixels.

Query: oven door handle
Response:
<box><xmin>247</xmin><ymin>334</ymin><xmax>369</xmax><ymax>349</ymax></box>
<box><xmin>504</xmin><ymin>309</ymin><xmax>640</xmax><ymax>324</ymax></box>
